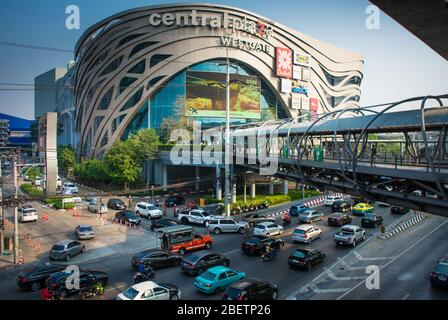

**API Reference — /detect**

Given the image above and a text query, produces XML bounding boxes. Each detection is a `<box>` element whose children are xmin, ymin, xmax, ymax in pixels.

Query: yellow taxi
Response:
<box><xmin>352</xmin><ymin>203</ymin><xmax>374</xmax><ymax>216</ymax></box>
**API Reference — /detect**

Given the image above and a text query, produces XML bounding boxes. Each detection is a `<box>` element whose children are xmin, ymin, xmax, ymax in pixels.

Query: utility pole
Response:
<box><xmin>224</xmin><ymin>56</ymin><xmax>231</xmax><ymax>217</ymax></box>
<box><xmin>0</xmin><ymin>159</ymin><xmax>4</xmax><ymax>255</ymax></box>
<box><xmin>13</xmin><ymin>152</ymin><xmax>19</xmax><ymax>264</ymax></box>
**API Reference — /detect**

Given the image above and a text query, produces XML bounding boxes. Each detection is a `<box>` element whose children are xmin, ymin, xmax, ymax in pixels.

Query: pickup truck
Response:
<box><xmin>333</xmin><ymin>225</ymin><xmax>366</xmax><ymax>247</ymax></box>
<box><xmin>178</xmin><ymin>209</ymin><xmax>215</xmax><ymax>226</ymax></box>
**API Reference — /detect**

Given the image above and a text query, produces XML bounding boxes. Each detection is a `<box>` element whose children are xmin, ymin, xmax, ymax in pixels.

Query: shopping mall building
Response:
<box><xmin>35</xmin><ymin>3</ymin><xmax>364</xmax><ymax>187</ymax></box>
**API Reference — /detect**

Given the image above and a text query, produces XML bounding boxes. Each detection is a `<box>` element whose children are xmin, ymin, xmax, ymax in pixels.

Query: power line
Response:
<box><xmin>0</xmin><ymin>41</ymin><xmax>73</xmax><ymax>53</ymax></box>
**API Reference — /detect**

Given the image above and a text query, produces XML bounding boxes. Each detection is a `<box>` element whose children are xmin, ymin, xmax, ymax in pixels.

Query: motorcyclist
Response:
<box><xmin>283</xmin><ymin>212</ymin><xmax>291</xmax><ymax>225</ymax></box>
<box><xmin>135</xmin><ymin>262</ymin><xmax>154</xmax><ymax>281</ymax></box>
<box><xmin>264</xmin><ymin>244</ymin><xmax>273</xmax><ymax>259</ymax></box>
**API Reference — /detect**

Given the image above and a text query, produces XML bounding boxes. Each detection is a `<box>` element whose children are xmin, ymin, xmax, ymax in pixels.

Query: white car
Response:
<box><xmin>63</xmin><ymin>183</ymin><xmax>78</xmax><ymax>194</ymax></box>
<box><xmin>178</xmin><ymin>209</ymin><xmax>213</xmax><ymax>226</ymax></box>
<box><xmin>292</xmin><ymin>225</ymin><xmax>322</xmax><ymax>244</ymax></box>
<box><xmin>18</xmin><ymin>205</ymin><xmax>38</xmax><ymax>222</ymax></box>
<box><xmin>88</xmin><ymin>199</ymin><xmax>108</xmax><ymax>214</ymax></box>
<box><xmin>253</xmin><ymin>222</ymin><xmax>283</xmax><ymax>237</ymax></box>
<box><xmin>323</xmin><ymin>196</ymin><xmax>342</xmax><ymax>206</ymax></box>
<box><xmin>117</xmin><ymin>281</ymin><xmax>181</xmax><ymax>300</ymax></box>
<box><xmin>135</xmin><ymin>202</ymin><xmax>163</xmax><ymax>219</ymax></box>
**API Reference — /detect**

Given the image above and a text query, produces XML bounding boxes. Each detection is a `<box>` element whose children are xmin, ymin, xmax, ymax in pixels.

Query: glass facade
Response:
<box><xmin>121</xmin><ymin>59</ymin><xmax>288</xmax><ymax>140</ymax></box>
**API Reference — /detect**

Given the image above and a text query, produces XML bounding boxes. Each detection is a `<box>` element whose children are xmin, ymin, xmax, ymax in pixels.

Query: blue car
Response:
<box><xmin>289</xmin><ymin>205</ymin><xmax>310</xmax><ymax>217</ymax></box>
<box><xmin>194</xmin><ymin>266</ymin><xmax>246</xmax><ymax>294</ymax></box>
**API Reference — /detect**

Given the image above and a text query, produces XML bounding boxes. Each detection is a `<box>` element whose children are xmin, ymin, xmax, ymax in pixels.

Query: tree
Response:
<box><xmin>58</xmin><ymin>145</ymin><xmax>77</xmax><ymax>174</ymax></box>
<box><xmin>104</xmin><ymin>144</ymin><xmax>141</xmax><ymax>190</ymax></box>
<box><xmin>126</xmin><ymin>129</ymin><xmax>160</xmax><ymax>162</ymax></box>
<box><xmin>75</xmin><ymin>159</ymin><xmax>109</xmax><ymax>183</ymax></box>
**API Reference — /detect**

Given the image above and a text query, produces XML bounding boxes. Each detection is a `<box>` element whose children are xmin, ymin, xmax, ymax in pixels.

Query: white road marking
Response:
<box><xmin>338</xmin><ymin>259</ymin><xmax>372</xmax><ymax>271</ymax></box>
<box><xmin>402</xmin><ymin>294</ymin><xmax>410</xmax><ymax>300</ymax></box>
<box><xmin>314</xmin><ymin>287</ymin><xmax>351</xmax><ymax>294</ymax></box>
<box><xmin>353</xmin><ymin>251</ymin><xmax>394</xmax><ymax>261</ymax></box>
<box><xmin>326</xmin><ymin>269</ymin><xmax>366</xmax><ymax>281</ymax></box>
<box><xmin>223</xmin><ymin>248</ymin><xmax>241</xmax><ymax>255</ymax></box>
<box><xmin>336</xmin><ymin>219</ymin><xmax>448</xmax><ymax>300</ymax></box>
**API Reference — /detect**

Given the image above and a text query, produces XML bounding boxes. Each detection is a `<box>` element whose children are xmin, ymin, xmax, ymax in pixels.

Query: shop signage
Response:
<box><xmin>292</xmin><ymin>65</ymin><xmax>301</xmax><ymax>80</ymax></box>
<box><xmin>148</xmin><ymin>10</ymin><xmax>274</xmax><ymax>39</ymax></box>
<box><xmin>276</xmin><ymin>47</ymin><xmax>293</xmax><ymax>78</ymax></box>
<box><xmin>280</xmin><ymin>78</ymin><xmax>292</xmax><ymax>93</ymax></box>
<box><xmin>291</xmin><ymin>81</ymin><xmax>308</xmax><ymax>95</ymax></box>
<box><xmin>291</xmin><ymin>94</ymin><xmax>301</xmax><ymax>109</ymax></box>
<box><xmin>221</xmin><ymin>36</ymin><xmax>272</xmax><ymax>54</ymax></box>
<box><xmin>310</xmin><ymin>97</ymin><xmax>319</xmax><ymax>112</ymax></box>
<box><xmin>293</xmin><ymin>51</ymin><xmax>311</xmax><ymax>66</ymax></box>
<box><xmin>302</xmin><ymin>68</ymin><xmax>311</xmax><ymax>81</ymax></box>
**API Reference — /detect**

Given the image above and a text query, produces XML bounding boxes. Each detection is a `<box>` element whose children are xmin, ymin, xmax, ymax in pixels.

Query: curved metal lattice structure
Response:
<box><xmin>230</xmin><ymin>94</ymin><xmax>448</xmax><ymax>217</ymax></box>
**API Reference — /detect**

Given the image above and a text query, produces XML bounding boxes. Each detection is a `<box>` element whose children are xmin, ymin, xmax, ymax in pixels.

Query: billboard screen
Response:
<box><xmin>186</xmin><ymin>71</ymin><xmax>261</xmax><ymax>119</ymax></box>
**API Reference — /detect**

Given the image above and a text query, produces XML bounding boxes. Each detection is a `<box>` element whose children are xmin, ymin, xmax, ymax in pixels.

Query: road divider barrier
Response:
<box><xmin>378</xmin><ymin>212</ymin><xmax>425</xmax><ymax>239</ymax></box>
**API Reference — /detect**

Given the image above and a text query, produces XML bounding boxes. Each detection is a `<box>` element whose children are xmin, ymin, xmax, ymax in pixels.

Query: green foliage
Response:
<box><xmin>104</xmin><ymin>145</ymin><xmax>141</xmax><ymax>189</ymax></box>
<box><xmin>58</xmin><ymin>145</ymin><xmax>77</xmax><ymax>173</ymax></box>
<box><xmin>203</xmin><ymin>189</ymin><xmax>321</xmax><ymax>208</ymax></box>
<box><xmin>125</xmin><ymin>129</ymin><xmax>160</xmax><ymax>162</ymax></box>
<box><xmin>53</xmin><ymin>201</ymin><xmax>75</xmax><ymax>210</ymax></box>
<box><xmin>26</xmin><ymin>167</ymin><xmax>41</xmax><ymax>182</ymax></box>
<box><xmin>20</xmin><ymin>183</ymin><xmax>44</xmax><ymax>196</ymax></box>
<box><xmin>75</xmin><ymin>159</ymin><xmax>109</xmax><ymax>184</ymax></box>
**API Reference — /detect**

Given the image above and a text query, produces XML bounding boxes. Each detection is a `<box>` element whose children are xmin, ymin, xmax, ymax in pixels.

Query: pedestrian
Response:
<box><xmin>173</xmin><ymin>204</ymin><xmax>177</xmax><ymax>217</ymax></box>
<box><xmin>128</xmin><ymin>196</ymin><xmax>132</xmax><ymax>208</ymax></box>
<box><xmin>371</xmin><ymin>144</ymin><xmax>377</xmax><ymax>167</ymax></box>
<box><xmin>163</xmin><ymin>204</ymin><xmax>167</xmax><ymax>216</ymax></box>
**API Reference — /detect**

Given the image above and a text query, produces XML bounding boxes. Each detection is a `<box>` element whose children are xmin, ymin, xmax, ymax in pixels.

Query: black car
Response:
<box><xmin>131</xmin><ymin>249</ymin><xmax>181</xmax><ymax>270</ymax></box>
<box><xmin>164</xmin><ymin>195</ymin><xmax>186</xmax><ymax>207</ymax></box>
<box><xmin>223</xmin><ymin>278</ymin><xmax>278</xmax><ymax>300</ymax></box>
<box><xmin>107</xmin><ymin>198</ymin><xmax>127</xmax><ymax>210</ymax></box>
<box><xmin>47</xmin><ymin>269</ymin><xmax>109</xmax><ymax>297</ymax></box>
<box><xmin>17</xmin><ymin>263</ymin><xmax>66</xmax><ymax>291</ymax></box>
<box><xmin>288</xmin><ymin>248</ymin><xmax>326</xmax><ymax>271</ymax></box>
<box><xmin>150</xmin><ymin>218</ymin><xmax>179</xmax><ymax>231</ymax></box>
<box><xmin>391</xmin><ymin>206</ymin><xmax>410</xmax><ymax>214</ymax></box>
<box><xmin>361</xmin><ymin>214</ymin><xmax>384</xmax><ymax>228</ymax></box>
<box><xmin>331</xmin><ymin>200</ymin><xmax>352</xmax><ymax>213</ymax></box>
<box><xmin>181</xmin><ymin>252</ymin><xmax>230</xmax><ymax>275</ymax></box>
<box><xmin>115</xmin><ymin>210</ymin><xmax>141</xmax><ymax>225</ymax></box>
<box><xmin>327</xmin><ymin>213</ymin><xmax>352</xmax><ymax>227</ymax></box>
<box><xmin>241</xmin><ymin>237</ymin><xmax>285</xmax><ymax>255</ymax></box>
<box><xmin>430</xmin><ymin>256</ymin><xmax>448</xmax><ymax>288</ymax></box>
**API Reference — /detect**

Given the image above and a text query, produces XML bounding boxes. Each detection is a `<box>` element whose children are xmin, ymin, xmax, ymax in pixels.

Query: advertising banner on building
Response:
<box><xmin>291</xmin><ymin>81</ymin><xmax>309</xmax><ymax>95</ymax></box>
<box><xmin>293</xmin><ymin>51</ymin><xmax>311</xmax><ymax>67</ymax></box>
<box><xmin>302</xmin><ymin>68</ymin><xmax>311</xmax><ymax>81</ymax></box>
<box><xmin>280</xmin><ymin>78</ymin><xmax>292</xmax><ymax>93</ymax></box>
<box><xmin>186</xmin><ymin>71</ymin><xmax>261</xmax><ymax>119</ymax></box>
<box><xmin>276</xmin><ymin>47</ymin><xmax>293</xmax><ymax>78</ymax></box>
<box><xmin>292</xmin><ymin>65</ymin><xmax>301</xmax><ymax>80</ymax></box>
<box><xmin>302</xmin><ymin>96</ymin><xmax>310</xmax><ymax>110</ymax></box>
<box><xmin>310</xmin><ymin>97</ymin><xmax>319</xmax><ymax>112</ymax></box>
<box><xmin>291</xmin><ymin>94</ymin><xmax>302</xmax><ymax>109</ymax></box>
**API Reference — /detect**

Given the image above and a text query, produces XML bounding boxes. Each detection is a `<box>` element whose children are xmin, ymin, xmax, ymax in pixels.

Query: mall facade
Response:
<box><xmin>70</xmin><ymin>3</ymin><xmax>363</xmax><ymax>159</ymax></box>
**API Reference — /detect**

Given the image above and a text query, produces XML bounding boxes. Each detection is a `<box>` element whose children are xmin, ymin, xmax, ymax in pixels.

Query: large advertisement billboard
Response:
<box><xmin>186</xmin><ymin>71</ymin><xmax>261</xmax><ymax>119</ymax></box>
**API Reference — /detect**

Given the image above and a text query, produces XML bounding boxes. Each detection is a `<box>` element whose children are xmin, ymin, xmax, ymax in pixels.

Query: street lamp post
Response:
<box><xmin>224</xmin><ymin>57</ymin><xmax>231</xmax><ymax>217</ymax></box>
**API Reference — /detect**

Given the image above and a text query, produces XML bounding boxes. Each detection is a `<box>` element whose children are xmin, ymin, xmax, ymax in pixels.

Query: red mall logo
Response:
<box><xmin>310</xmin><ymin>98</ymin><xmax>319</xmax><ymax>112</ymax></box>
<box><xmin>276</xmin><ymin>47</ymin><xmax>293</xmax><ymax>78</ymax></box>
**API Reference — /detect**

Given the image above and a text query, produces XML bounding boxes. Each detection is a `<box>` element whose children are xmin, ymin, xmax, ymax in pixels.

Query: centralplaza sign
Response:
<box><xmin>148</xmin><ymin>9</ymin><xmax>274</xmax><ymax>40</ymax></box>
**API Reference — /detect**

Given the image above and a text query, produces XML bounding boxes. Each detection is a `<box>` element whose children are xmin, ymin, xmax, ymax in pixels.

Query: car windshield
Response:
<box><xmin>435</xmin><ymin>263</ymin><xmax>448</xmax><ymax>275</ymax></box>
<box><xmin>24</xmin><ymin>208</ymin><xmax>37</xmax><ymax>213</ymax></box>
<box><xmin>80</xmin><ymin>226</ymin><xmax>93</xmax><ymax>232</ymax></box>
<box><xmin>225</xmin><ymin>287</ymin><xmax>244</xmax><ymax>298</ymax></box>
<box><xmin>122</xmin><ymin>287</ymin><xmax>140</xmax><ymax>300</ymax></box>
<box><xmin>52</xmin><ymin>245</ymin><xmax>65</xmax><ymax>251</ymax></box>
<box><xmin>294</xmin><ymin>229</ymin><xmax>305</xmax><ymax>235</ymax></box>
<box><xmin>125</xmin><ymin>212</ymin><xmax>138</xmax><ymax>219</ymax></box>
<box><xmin>254</xmin><ymin>225</ymin><xmax>265</xmax><ymax>230</ymax></box>
<box><xmin>200</xmin><ymin>271</ymin><xmax>216</xmax><ymax>281</ymax></box>
<box><xmin>201</xmin><ymin>211</ymin><xmax>209</xmax><ymax>216</ymax></box>
<box><xmin>340</xmin><ymin>230</ymin><xmax>354</xmax><ymax>236</ymax></box>
<box><xmin>245</xmin><ymin>238</ymin><xmax>260</xmax><ymax>245</ymax></box>
<box><xmin>147</xmin><ymin>205</ymin><xmax>157</xmax><ymax>210</ymax></box>
<box><xmin>292</xmin><ymin>251</ymin><xmax>306</xmax><ymax>258</ymax></box>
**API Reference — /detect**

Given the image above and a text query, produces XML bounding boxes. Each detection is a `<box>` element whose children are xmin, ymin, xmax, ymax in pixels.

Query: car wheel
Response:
<box><xmin>319</xmin><ymin>232</ymin><xmax>322</xmax><ymax>239</ymax></box>
<box><xmin>352</xmin><ymin>240</ymin><xmax>357</xmax><ymax>247</ymax></box>
<box><xmin>306</xmin><ymin>263</ymin><xmax>312</xmax><ymax>271</ymax></box>
<box><xmin>238</xmin><ymin>227</ymin><xmax>245</xmax><ymax>234</ymax></box>
<box><xmin>214</xmin><ymin>287</ymin><xmax>222</xmax><ymax>294</ymax></box>
<box><xmin>279</xmin><ymin>229</ymin><xmax>283</xmax><ymax>235</ymax></box>
<box><xmin>272</xmin><ymin>290</ymin><xmax>278</xmax><ymax>300</ymax></box>
<box><xmin>265</xmin><ymin>233</ymin><xmax>270</xmax><ymax>237</ymax></box>
<box><xmin>65</xmin><ymin>254</ymin><xmax>71</xmax><ymax>262</ymax></box>
<box><xmin>30</xmin><ymin>282</ymin><xmax>41</xmax><ymax>292</ymax></box>
<box><xmin>249</xmin><ymin>222</ymin><xmax>254</xmax><ymax>227</ymax></box>
<box><xmin>362</xmin><ymin>234</ymin><xmax>366</xmax><ymax>241</ymax></box>
<box><xmin>178</xmin><ymin>248</ymin><xmax>187</xmax><ymax>256</ymax></box>
<box><xmin>224</xmin><ymin>260</ymin><xmax>230</xmax><ymax>267</ymax></box>
<box><xmin>205</xmin><ymin>242</ymin><xmax>212</xmax><ymax>249</ymax></box>
<box><xmin>279</xmin><ymin>242</ymin><xmax>285</xmax><ymax>248</ymax></box>
<box><xmin>170</xmin><ymin>294</ymin><xmax>179</xmax><ymax>300</ymax></box>
<box><xmin>181</xmin><ymin>217</ymin><xmax>188</xmax><ymax>224</ymax></box>
<box><xmin>214</xmin><ymin>228</ymin><xmax>221</xmax><ymax>235</ymax></box>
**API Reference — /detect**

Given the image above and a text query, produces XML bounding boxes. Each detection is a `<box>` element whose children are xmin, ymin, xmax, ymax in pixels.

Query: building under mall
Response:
<box><xmin>35</xmin><ymin>3</ymin><xmax>364</xmax><ymax>188</ymax></box>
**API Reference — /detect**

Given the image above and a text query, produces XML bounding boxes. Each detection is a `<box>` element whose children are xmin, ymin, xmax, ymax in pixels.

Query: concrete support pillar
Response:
<box><xmin>195</xmin><ymin>166</ymin><xmax>200</xmax><ymax>192</ymax></box>
<box><xmin>243</xmin><ymin>178</ymin><xmax>247</xmax><ymax>205</ymax></box>
<box><xmin>215</xmin><ymin>164</ymin><xmax>222</xmax><ymax>201</ymax></box>
<box><xmin>283</xmin><ymin>180</ymin><xmax>289</xmax><ymax>195</ymax></box>
<box><xmin>269</xmin><ymin>179</ymin><xmax>274</xmax><ymax>195</ymax></box>
<box><xmin>250</xmin><ymin>183</ymin><xmax>256</xmax><ymax>199</ymax></box>
<box><xmin>296</xmin><ymin>182</ymin><xmax>301</xmax><ymax>190</ymax></box>
<box><xmin>231</xmin><ymin>183</ymin><xmax>237</xmax><ymax>204</ymax></box>
<box><xmin>162</xmin><ymin>165</ymin><xmax>167</xmax><ymax>191</ymax></box>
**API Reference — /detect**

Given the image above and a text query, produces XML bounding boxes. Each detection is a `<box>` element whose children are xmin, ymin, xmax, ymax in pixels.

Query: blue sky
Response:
<box><xmin>0</xmin><ymin>0</ymin><xmax>446</xmax><ymax>119</ymax></box>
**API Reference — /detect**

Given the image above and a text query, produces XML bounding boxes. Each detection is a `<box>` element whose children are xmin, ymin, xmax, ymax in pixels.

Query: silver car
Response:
<box><xmin>299</xmin><ymin>210</ymin><xmax>325</xmax><ymax>223</ymax></box>
<box><xmin>49</xmin><ymin>240</ymin><xmax>85</xmax><ymax>261</ymax></box>
<box><xmin>208</xmin><ymin>218</ymin><xmax>249</xmax><ymax>234</ymax></box>
<box><xmin>75</xmin><ymin>224</ymin><xmax>95</xmax><ymax>240</ymax></box>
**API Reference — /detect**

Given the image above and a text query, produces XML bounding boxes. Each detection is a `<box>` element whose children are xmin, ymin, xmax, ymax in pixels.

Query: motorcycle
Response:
<box><xmin>80</xmin><ymin>282</ymin><xmax>105</xmax><ymax>299</ymax></box>
<box><xmin>282</xmin><ymin>214</ymin><xmax>291</xmax><ymax>226</ymax></box>
<box><xmin>261</xmin><ymin>249</ymin><xmax>277</xmax><ymax>262</ymax></box>
<box><xmin>134</xmin><ymin>269</ymin><xmax>156</xmax><ymax>284</ymax></box>
<box><xmin>260</xmin><ymin>201</ymin><xmax>269</xmax><ymax>209</ymax></box>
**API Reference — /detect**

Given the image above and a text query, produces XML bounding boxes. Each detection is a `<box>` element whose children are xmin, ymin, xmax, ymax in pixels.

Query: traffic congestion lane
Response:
<box><xmin>0</xmin><ymin>201</ymin><xmax>405</xmax><ymax>300</ymax></box>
